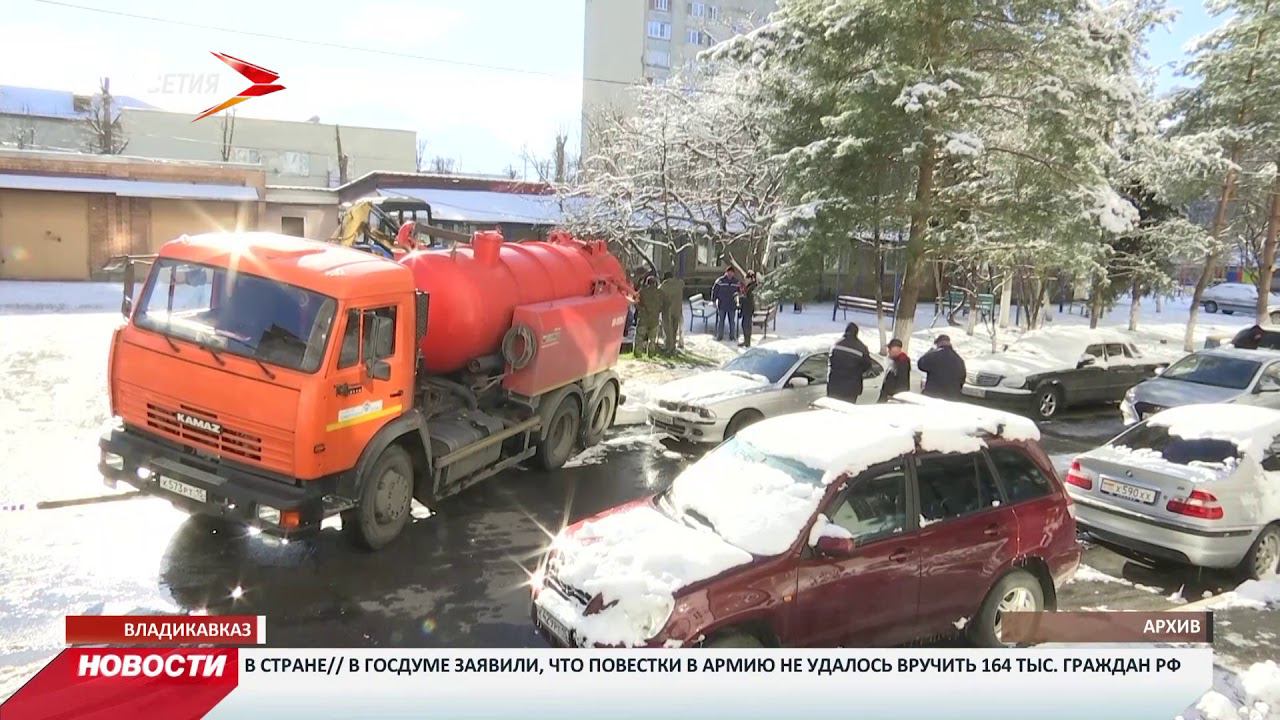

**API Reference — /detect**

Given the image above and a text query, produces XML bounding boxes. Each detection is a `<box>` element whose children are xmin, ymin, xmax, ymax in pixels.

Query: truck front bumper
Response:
<box><xmin>99</xmin><ymin>426</ymin><xmax>340</xmax><ymax>538</ymax></box>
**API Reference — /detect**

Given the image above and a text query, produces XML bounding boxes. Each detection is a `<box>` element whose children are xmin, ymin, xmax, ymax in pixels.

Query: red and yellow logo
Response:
<box><xmin>193</xmin><ymin>52</ymin><xmax>285</xmax><ymax>121</ymax></box>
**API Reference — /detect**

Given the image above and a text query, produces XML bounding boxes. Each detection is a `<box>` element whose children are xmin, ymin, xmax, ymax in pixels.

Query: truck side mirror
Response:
<box><xmin>121</xmin><ymin>261</ymin><xmax>136</xmax><ymax>318</ymax></box>
<box><xmin>366</xmin><ymin>358</ymin><xmax>391</xmax><ymax>382</ymax></box>
<box><xmin>364</xmin><ymin>314</ymin><xmax>394</xmax><ymax>381</ymax></box>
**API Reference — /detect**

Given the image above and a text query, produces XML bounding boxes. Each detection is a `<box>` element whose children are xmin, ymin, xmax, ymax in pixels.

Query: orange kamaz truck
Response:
<box><xmin>100</xmin><ymin>229</ymin><xmax>631</xmax><ymax>549</ymax></box>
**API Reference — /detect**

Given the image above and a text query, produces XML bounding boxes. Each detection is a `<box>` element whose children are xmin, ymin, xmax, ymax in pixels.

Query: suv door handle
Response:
<box><xmin>984</xmin><ymin>524</ymin><xmax>1002</xmax><ymax>538</ymax></box>
<box><xmin>889</xmin><ymin>548</ymin><xmax>910</xmax><ymax>562</ymax></box>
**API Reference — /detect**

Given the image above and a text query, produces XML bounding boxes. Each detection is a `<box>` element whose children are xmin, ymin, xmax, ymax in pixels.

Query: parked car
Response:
<box><xmin>646</xmin><ymin>334</ymin><xmax>917</xmax><ymax>443</ymax></box>
<box><xmin>1067</xmin><ymin>404</ymin><xmax>1280</xmax><ymax>580</ymax></box>
<box><xmin>1201</xmin><ymin>282</ymin><xmax>1280</xmax><ymax>316</ymax></box>
<box><xmin>1204</xmin><ymin>324</ymin><xmax>1280</xmax><ymax>350</ymax></box>
<box><xmin>531</xmin><ymin>394</ymin><xmax>1080</xmax><ymax>649</ymax></box>
<box><xmin>1121</xmin><ymin>348</ymin><xmax>1280</xmax><ymax>425</ymax></box>
<box><xmin>962</xmin><ymin>327</ymin><xmax>1166</xmax><ymax>420</ymax></box>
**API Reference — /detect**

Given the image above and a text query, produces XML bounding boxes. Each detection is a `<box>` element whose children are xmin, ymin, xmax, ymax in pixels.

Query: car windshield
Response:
<box><xmin>1111</xmin><ymin>423</ymin><xmax>1241</xmax><ymax>466</ymax></box>
<box><xmin>135</xmin><ymin>259</ymin><xmax>337</xmax><ymax>374</ymax></box>
<box><xmin>1160</xmin><ymin>354</ymin><xmax>1260</xmax><ymax>390</ymax></box>
<box><xmin>662</xmin><ymin>436</ymin><xmax>826</xmax><ymax>556</ymax></box>
<box><xmin>721</xmin><ymin>348</ymin><xmax>800</xmax><ymax>383</ymax></box>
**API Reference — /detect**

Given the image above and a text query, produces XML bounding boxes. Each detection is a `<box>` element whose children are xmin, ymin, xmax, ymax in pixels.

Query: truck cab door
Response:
<box><xmin>322</xmin><ymin>304</ymin><xmax>408</xmax><ymax>473</ymax></box>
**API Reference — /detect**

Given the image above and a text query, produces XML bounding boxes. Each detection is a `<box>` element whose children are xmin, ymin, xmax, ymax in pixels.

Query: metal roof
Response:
<box><xmin>379</xmin><ymin>187</ymin><xmax>565</xmax><ymax>225</ymax></box>
<box><xmin>0</xmin><ymin>173</ymin><xmax>258</xmax><ymax>201</ymax></box>
<box><xmin>0</xmin><ymin>85</ymin><xmax>152</xmax><ymax>120</ymax></box>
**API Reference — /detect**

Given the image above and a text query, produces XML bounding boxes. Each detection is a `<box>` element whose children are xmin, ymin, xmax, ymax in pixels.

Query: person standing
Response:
<box><xmin>635</xmin><ymin>275</ymin><xmax>663</xmax><ymax>357</ymax></box>
<box><xmin>917</xmin><ymin>334</ymin><xmax>966</xmax><ymax>400</ymax></box>
<box><xmin>827</xmin><ymin>322</ymin><xmax>871</xmax><ymax>403</ymax></box>
<box><xmin>878</xmin><ymin>338</ymin><xmax>912</xmax><ymax>402</ymax></box>
<box><xmin>711</xmin><ymin>266</ymin><xmax>740</xmax><ymax>342</ymax></box>
<box><xmin>658</xmin><ymin>271</ymin><xmax>685</xmax><ymax>355</ymax></box>
<box><xmin>738</xmin><ymin>270</ymin><xmax>759</xmax><ymax>348</ymax></box>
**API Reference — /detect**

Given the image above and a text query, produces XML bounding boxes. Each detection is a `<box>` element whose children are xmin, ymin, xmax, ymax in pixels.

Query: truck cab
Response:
<box><xmin>101</xmin><ymin>232</ymin><xmax>425</xmax><ymax>542</ymax></box>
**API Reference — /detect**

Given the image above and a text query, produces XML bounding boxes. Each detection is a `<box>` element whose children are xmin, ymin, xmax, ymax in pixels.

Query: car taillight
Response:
<box><xmin>1167</xmin><ymin>489</ymin><xmax>1223</xmax><ymax>520</ymax></box>
<box><xmin>1065</xmin><ymin>460</ymin><xmax>1092</xmax><ymax>490</ymax></box>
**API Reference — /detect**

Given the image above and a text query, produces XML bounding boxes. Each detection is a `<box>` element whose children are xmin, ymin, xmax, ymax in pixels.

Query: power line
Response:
<box><xmin>31</xmin><ymin>0</ymin><xmax>671</xmax><ymax>92</ymax></box>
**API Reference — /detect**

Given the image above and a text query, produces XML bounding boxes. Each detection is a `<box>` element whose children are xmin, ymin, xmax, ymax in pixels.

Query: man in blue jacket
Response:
<box><xmin>711</xmin><ymin>266</ymin><xmax>740</xmax><ymax>342</ymax></box>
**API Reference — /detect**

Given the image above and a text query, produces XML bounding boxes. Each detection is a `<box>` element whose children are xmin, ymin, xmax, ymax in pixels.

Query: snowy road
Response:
<box><xmin>0</xmin><ymin>287</ymin><xmax>1273</xmax><ymax>710</ymax></box>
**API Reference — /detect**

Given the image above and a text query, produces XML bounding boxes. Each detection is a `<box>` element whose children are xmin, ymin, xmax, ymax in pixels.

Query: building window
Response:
<box><xmin>280</xmin><ymin>151</ymin><xmax>311</xmax><ymax>177</ymax></box>
<box><xmin>646</xmin><ymin>20</ymin><xmax>671</xmax><ymax>40</ymax></box>
<box><xmin>231</xmin><ymin>147</ymin><xmax>262</xmax><ymax>165</ymax></box>
<box><xmin>644</xmin><ymin>49</ymin><xmax>671</xmax><ymax>68</ymax></box>
<box><xmin>649</xmin><ymin>0</ymin><xmax>670</xmax><ymax>10</ymax></box>
<box><xmin>687</xmin><ymin>29</ymin><xmax>711</xmax><ymax>46</ymax></box>
<box><xmin>281</xmin><ymin>216</ymin><xmax>305</xmax><ymax>237</ymax></box>
<box><xmin>72</xmin><ymin>95</ymin><xmax>92</xmax><ymax>113</ymax></box>
<box><xmin>707</xmin><ymin>4</ymin><xmax>720</xmax><ymax>20</ymax></box>
<box><xmin>689</xmin><ymin>2</ymin><xmax>705</xmax><ymax>17</ymax></box>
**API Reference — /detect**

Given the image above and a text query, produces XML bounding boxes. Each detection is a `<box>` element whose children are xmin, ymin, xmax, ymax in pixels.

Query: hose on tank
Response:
<box><xmin>501</xmin><ymin>325</ymin><xmax>536</xmax><ymax>370</ymax></box>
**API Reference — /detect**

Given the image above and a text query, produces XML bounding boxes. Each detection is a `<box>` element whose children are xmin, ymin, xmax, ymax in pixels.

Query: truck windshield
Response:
<box><xmin>134</xmin><ymin>259</ymin><xmax>337</xmax><ymax>374</ymax></box>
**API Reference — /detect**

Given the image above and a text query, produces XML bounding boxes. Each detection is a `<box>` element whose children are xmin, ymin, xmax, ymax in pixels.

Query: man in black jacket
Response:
<box><xmin>828</xmin><ymin>323</ymin><xmax>871</xmax><ymax>403</ymax></box>
<box><xmin>917</xmin><ymin>334</ymin><xmax>966</xmax><ymax>400</ymax></box>
<box><xmin>878</xmin><ymin>338</ymin><xmax>911</xmax><ymax>402</ymax></box>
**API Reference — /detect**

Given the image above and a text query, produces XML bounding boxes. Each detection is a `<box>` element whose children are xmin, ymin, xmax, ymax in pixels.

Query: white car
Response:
<box><xmin>1201</xmin><ymin>282</ymin><xmax>1280</xmax><ymax>317</ymax></box>
<box><xmin>1068</xmin><ymin>404</ymin><xmax>1280</xmax><ymax>579</ymax></box>
<box><xmin>647</xmin><ymin>334</ymin><xmax>914</xmax><ymax>443</ymax></box>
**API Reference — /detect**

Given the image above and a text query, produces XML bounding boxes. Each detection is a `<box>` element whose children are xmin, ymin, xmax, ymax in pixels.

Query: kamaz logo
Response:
<box><xmin>175</xmin><ymin>412</ymin><xmax>221</xmax><ymax>435</ymax></box>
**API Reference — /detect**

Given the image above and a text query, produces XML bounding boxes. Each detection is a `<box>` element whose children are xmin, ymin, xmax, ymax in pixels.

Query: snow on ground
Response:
<box><xmin>1067</xmin><ymin>564</ymin><xmax>1163</xmax><ymax>594</ymax></box>
<box><xmin>0</xmin><ymin>281</ymin><xmax>121</xmax><ymax>315</ymax></box>
<box><xmin>1183</xmin><ymin>662</ymin><xmax>1280</xmax><ymax>720</ymax></box>
<box><xmin>1195</xmin><ymin>578</ymin><xmax>1280</xmax><ymax>610</ymax></box>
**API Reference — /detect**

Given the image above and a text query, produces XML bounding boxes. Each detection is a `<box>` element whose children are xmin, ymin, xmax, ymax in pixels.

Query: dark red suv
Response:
<box><xmin>531</xmin><ymin>396</ymin><xmax>1080</xmax><ymax>648</ymax></box>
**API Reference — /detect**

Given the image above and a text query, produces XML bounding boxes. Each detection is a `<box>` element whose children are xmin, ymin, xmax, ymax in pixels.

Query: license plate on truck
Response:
<box><xmin>536</xmin><ymin>604</ymin><xmax>573</xmax><ymax>647</ymax></box>
<box><xmin>159</xmin><ymin>475</ymin><xmax>207</xmax><ymax>503</ymax></box>
<box><xmin>1099</xmin><ymin>477</ymin><xmax>1156</xmax><ymax>505</ymax></box>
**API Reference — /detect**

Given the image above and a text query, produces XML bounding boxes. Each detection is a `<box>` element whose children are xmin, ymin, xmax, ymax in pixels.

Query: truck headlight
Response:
<box><xmin>258</xmin><ymin>505</ymin><xmax>281</xmax><ymax>525</ymax></box>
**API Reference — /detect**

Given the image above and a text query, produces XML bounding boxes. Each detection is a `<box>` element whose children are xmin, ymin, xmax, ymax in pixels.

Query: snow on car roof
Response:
<box><xmin>755</xmin><ymin>333</ymin><xmax>842</xmax><ymax>355</ymax></box>
<box><xmin>1146</xmin><ymin>404</ymin><xmax>1280</xmax><ymax>462</ymax></box>
<box><xmin>736</xmin><ymin>393</ymin><xmax>1040</xmax><ymax>483</ymax></box>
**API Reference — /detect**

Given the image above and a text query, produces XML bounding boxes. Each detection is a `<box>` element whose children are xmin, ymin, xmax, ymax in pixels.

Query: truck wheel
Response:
<box><xmin>581</xmin><ymin>382</ymin><xmax>618</xmax><ymax>448</ymax></box>
<box><xmin>536</xmin><ymin>396</ymin><xmax>581</xmax><ymax>471</ymax></box>
<box><xmin>343</xmin><ymin>445</ymin><xmax>413</xmax><ymax>551</ymax></box>
<box><xmin>1241</xmin><ymin>524</ymin><xmax>1280</xmax><ymax>580</ymax></box>
<box><xmin>969</xmin><ymin>570</ymin><xmax>1043</xmax><ymax>648</ymax></box>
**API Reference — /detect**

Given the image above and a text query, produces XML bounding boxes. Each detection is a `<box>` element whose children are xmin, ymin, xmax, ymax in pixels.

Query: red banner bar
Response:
<box><xmin>66</xmin><ymin>615</ymin><xmax>266</xmax><ymax>645</ymax></box>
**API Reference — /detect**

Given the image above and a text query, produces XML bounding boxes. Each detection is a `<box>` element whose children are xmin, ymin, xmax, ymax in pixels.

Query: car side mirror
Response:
<box><xmin>1077</xmin><ymin>355</ymin><xmax>1096</xmax><ymax>369</ymax></box>
<box><xmin>815</xmin><ymin>535</ymin><xmax>856</xmax><ymax>557</ymax></box>
<box><xmin>787</xmin><ymin>376</ymin><xmax>810</xmax><ymax>388</ymax></box>
<box><xmin>1154</xmin><ymin>366</ymin><xmax>1164</xmax><ymax>376</ymax></box>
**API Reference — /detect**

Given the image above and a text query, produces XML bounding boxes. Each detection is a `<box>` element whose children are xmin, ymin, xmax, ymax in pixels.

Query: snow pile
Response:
<box><xmin>1087</xmin><ymin>444</ymin><xmax>1229</xmax><ymax>484</ymax></box>
<box><xmin>539</xmin><ymin>504</ymin><xmax>751</xmax><ymax>646</ymax></box>
<box><xmin>806</xmin><ymin>513</ymin><xmax>853</xmax><ymax>547</ymax></box>
<box><xmin>1186</xmin><ymin>662</ymin><xmax>1280</xmax><ymax>720</ymax></box>
<box><xmin>1201</xmin><ymin>579</ymin><xmax>1280</xmax><ymax>610</ymax></box>
<box><xmin>669</xmin><ymin>438</ymin><xmax>827</xmax><ymax>556</ymax></box>
<box><xmin>1147</xmin><ymin>404</ymin><xmax>1280</xmax><ymax>463</ymax></box>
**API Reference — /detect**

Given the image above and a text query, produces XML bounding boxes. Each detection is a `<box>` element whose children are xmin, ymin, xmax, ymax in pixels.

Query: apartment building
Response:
<box><xmin>580</xmin><ymin>0</ymin><xmax>776</xmax><ymax>155</ymax></box>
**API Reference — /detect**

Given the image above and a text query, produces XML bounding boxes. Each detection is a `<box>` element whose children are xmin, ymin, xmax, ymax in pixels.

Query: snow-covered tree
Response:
<box><xmin>1172</xmin><ymin>0</ymin><xmax>1280</xmax><ymax>343</ymax></box>
<box><xmin>717</xmin><ymin>0</ymin><xmax>1160</xmax><ymax>349</ymax></box>
<box><xmin>564</xmin><ymin>66</ymin><xmax>788</xmax><ymax>275</ymax></box>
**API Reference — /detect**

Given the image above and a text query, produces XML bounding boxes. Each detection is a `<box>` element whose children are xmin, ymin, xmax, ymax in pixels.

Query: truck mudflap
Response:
<box><xmin>99</xmin><ymin>426</ymin><xmax>345</xmax><ymax>537</ymax></box>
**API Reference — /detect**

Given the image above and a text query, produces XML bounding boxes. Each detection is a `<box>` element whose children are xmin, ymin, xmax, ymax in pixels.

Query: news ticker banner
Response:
<box><xmin>2</xmin><ymin>647</ymin><xmax>1213</xmax><ymax>720</ymax></box>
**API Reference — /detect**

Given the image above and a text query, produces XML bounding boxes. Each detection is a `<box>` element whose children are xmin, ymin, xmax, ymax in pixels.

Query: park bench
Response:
<box><xmin>833</xmin><ymin>295</ymin><xmax>896</xmax><ymax>320</ymax></box>
<box><xmin>944</xmin><ymin>290</ymin><xmax>996</xmax><ymax>322</ymax></box>
<box><xmin>687</xmin><ymin>293</ymin><xmax>715</xmax><ymax>332</ymax></box>
<box><xmin>751</xmin><ymin>303</ymin><xmax>779</xmax><ymax>340</ymax></box>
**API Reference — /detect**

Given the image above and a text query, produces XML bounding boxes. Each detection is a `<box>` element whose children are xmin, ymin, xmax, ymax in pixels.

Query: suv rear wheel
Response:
<box><xmin>970</xmin><ymin>570</ymin><xmax>1044</xmax><ymax>647</ymax></box>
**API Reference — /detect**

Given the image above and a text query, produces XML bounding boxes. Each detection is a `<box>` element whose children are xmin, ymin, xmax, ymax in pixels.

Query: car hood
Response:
<box><xmin>969</xmin><ymin>352</ymin><xmax>1062</xmax><ymax>378</ymax></box>
<box><xmin>537</xmin><ymin>499</ymin><xmax>753</xmax><ymax>647</ymax></box>
<box><xmin>651</xmin><ymin>370</ymin><xmax>773</xmax><ymax>407</ymax></box>
<box><xmin>1131</xmin><ymin>377</ymin><xmax>1242</xmax><ymax>407</ymax></box>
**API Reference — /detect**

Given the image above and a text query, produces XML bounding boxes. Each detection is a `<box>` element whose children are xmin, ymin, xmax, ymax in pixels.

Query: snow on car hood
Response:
<box><xmin>539</xmin><ymin>503</ymin><xmax>753</xmax><ymax>647</ymax></box>
<box><xmin>1130</xmin><ymin>377</ymin><xmax>1242</xmax><ymax>407</ymax></box>
<box><xmin>650</xmin><ymin>370</ymin><xmax>771</xmax><ymax>406</ymax></box>
<box><xmin>968</xmin><ymin>352</ymin><xmax>1063</xmax><ymax>377</ymax></box>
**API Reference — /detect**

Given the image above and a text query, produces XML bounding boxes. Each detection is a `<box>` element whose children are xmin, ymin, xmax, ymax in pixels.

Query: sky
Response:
<box><xmin>0</xmin><ymin>0</ymin><xmax>1225</xmax><ymax>177</ymax></box>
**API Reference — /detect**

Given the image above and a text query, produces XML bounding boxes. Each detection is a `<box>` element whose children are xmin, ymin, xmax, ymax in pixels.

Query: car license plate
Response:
<box><xmin>536</xmin><ymin>604</ymin><xmax>573</xmax><ymax>647</ymax></box>
<box><xmin>962</xmin><ymin>386</ymin><xmax>986</xmax><ymax>398</ymax></box>
<box><xmin>159</xmin><ymin>475</ymin><xmax>207</xmax><ymax>503</ymax></box>
<box><xmin>1099</xmin><ymin>477</ymin><xmax>1156</xmax><ymax>505</ymax></box>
